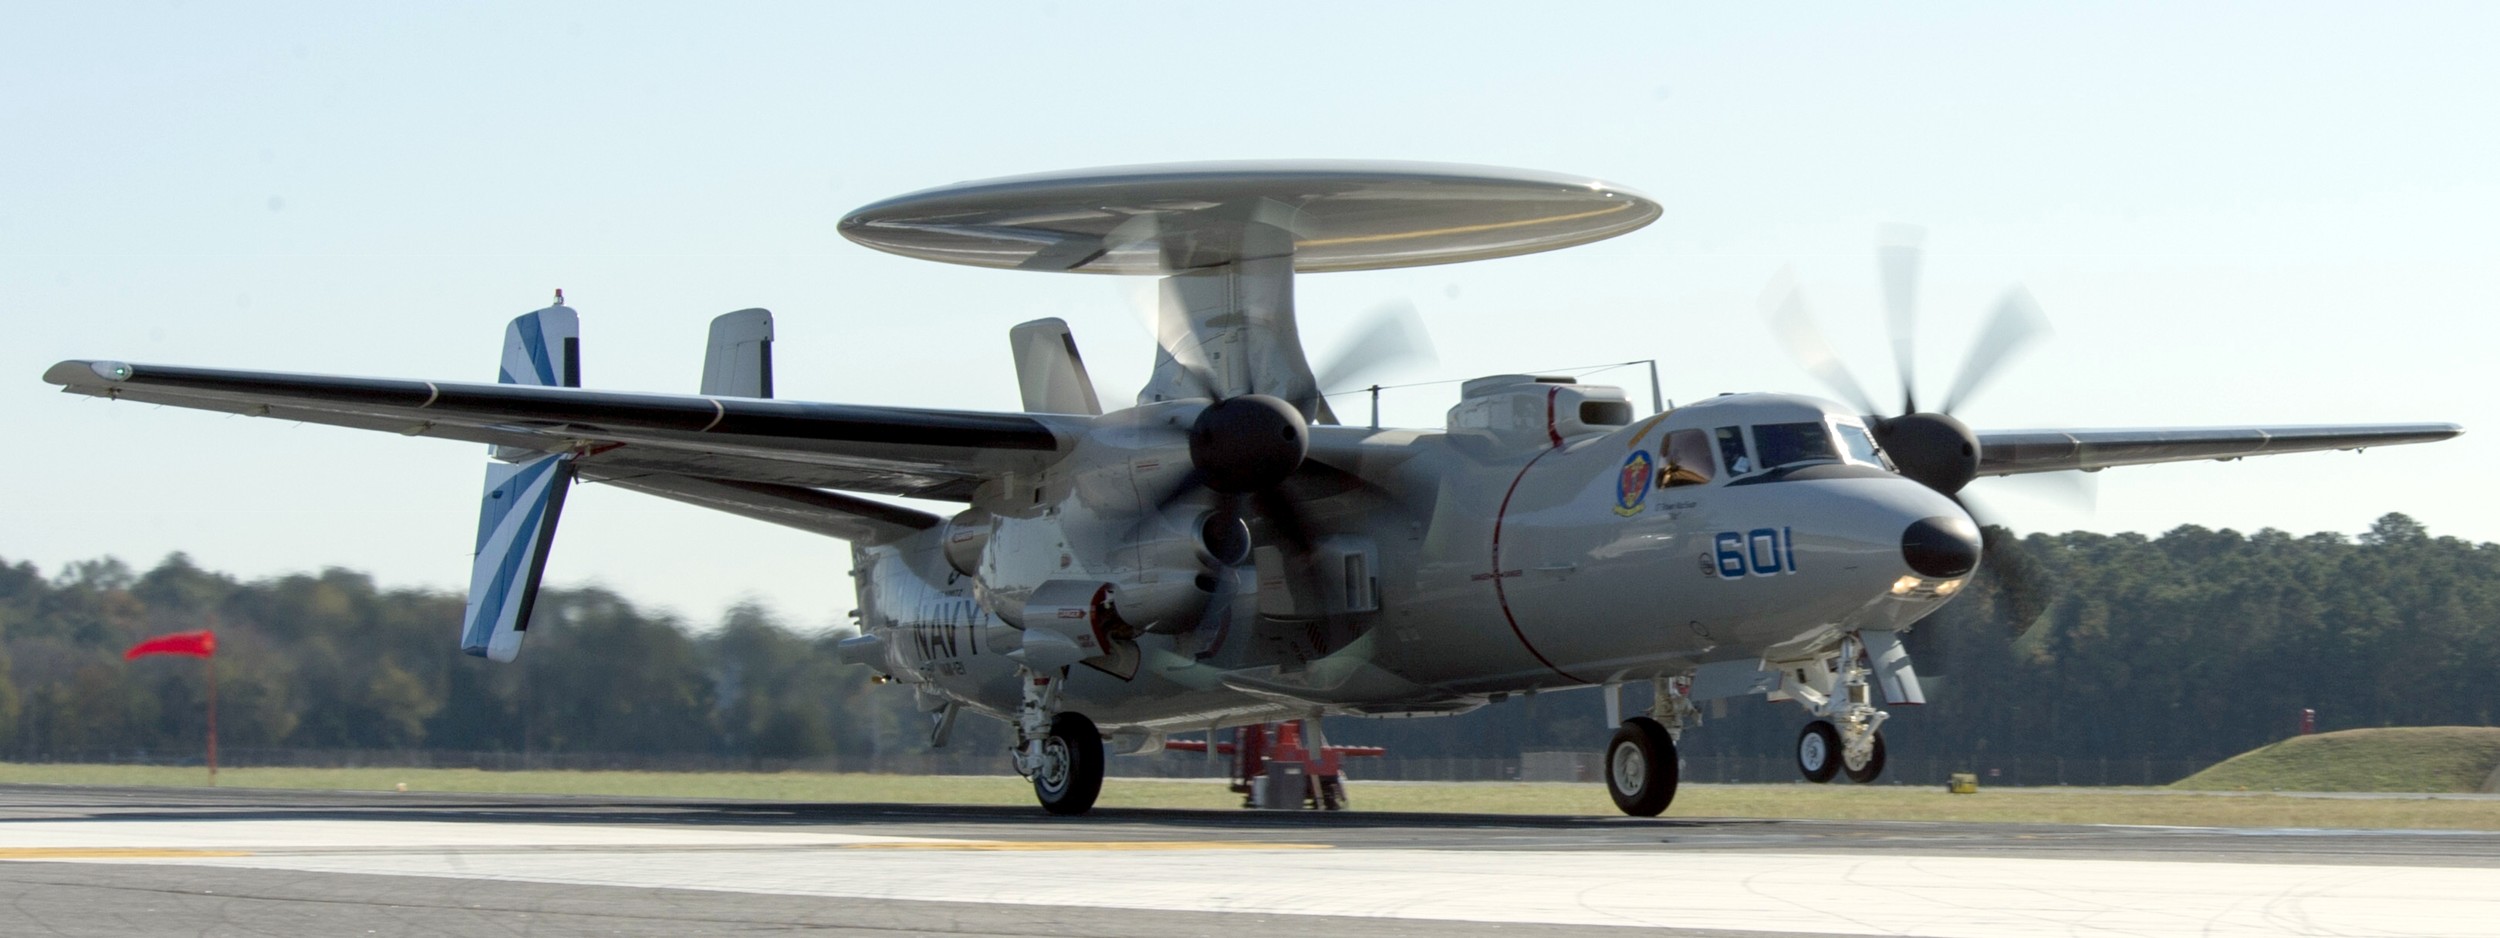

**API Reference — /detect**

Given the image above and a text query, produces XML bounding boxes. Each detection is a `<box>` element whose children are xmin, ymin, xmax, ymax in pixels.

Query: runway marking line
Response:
<box><xmin>0</xmin><ymin>848</ymin><xmax>253</xmax><ymax>859</ymax></box>
<box><xmin>840</xmin><ymin>841</ymin><xmax>1329</xmax><ymax>852</ymax></box>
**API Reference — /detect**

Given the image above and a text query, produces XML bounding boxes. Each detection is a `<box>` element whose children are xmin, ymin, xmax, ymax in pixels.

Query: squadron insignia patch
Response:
<box><xmin>1615</xmin><ymin>450</ymin><xmax>1654</xmax><ymax>517</ymax></box>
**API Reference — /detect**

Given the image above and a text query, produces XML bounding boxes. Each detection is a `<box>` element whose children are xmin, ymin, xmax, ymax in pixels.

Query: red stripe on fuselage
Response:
<box><xmin>1489</xmin><ymin>419</ymin><xmax>1586</xmax><ymax>685</ymax></box>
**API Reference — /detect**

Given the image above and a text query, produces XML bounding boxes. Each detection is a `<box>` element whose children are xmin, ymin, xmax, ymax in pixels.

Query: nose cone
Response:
<box><xmin>1901</xmin><ymin>515</ymin><xmax>1981</xmax><ymax>578</ymax></box>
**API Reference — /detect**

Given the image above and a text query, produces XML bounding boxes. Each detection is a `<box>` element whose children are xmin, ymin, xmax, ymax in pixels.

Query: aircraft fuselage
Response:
<box><xmin>854</xmin><ymin>389</ymin><xmax>1971</xmax><ymax>744</ymax></box>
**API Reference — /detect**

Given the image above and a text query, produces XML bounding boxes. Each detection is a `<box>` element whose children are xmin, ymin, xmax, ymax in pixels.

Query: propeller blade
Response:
<box><xmin>1190</xmin><ymin>563</ymin><xmax>1245</xmax><ymax>660</ymax></box>
<box><xmin>1156</xmin><ymin>339</ymin><xmax>1223</xmax><ymax>402</ymax></box>
<box><xmin>1761</xmin><ymin>268</ymin><xmax>1882</xmax><ymax>416</ymax></box>
<box><xmin>1954</xmin><ymin>492</ymin><xmax>2059</xmax><ymax>636</ymax></box>
<box><xmin>1252</xmin><ymin>487</ymin><xmax>1315</xmax><ymax>556</ymax></box>
<box><xmin>1939</xmin><ymin>285</ymin><xmax>2052</xmax><ymax>415</ymax></box>
<box><xmin>1119</xmin><ymin>466</ymin><xmax>1211</xmax><ymax>549</ymax></box>
<box><xmin>1967</xmin><ymin>468</ymin><xmax>2098</xmax><ymax>515</ymax></box>
<box><xmin>1145</xmin><ymin>276</ymin><xmax>1229</xmax><ymax>401</ymax></box>
<box><xmin>1311</xmin><ymin>299</ymin><xmax>1437</xmax><ymax>395</ymax></box>
<box><xmin>1877</xmin><ymin>224</ymin><xmax>1926</xmax><ymax>414</ymax></box>
<box><xmin>1151</xmin><ymin>467</ymin><xmax>1210</xmax><ymax>515</ymax></box>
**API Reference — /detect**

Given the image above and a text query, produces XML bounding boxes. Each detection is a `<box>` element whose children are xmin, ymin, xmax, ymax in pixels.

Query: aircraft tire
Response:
<box><xmin>1843</xmin><ymin>730</ymin><xmax>1887</xmax><ymax>784</ymax></box>
<box><xmin>1796</xmin><ymin>720</ymin><xmax>1842</xmax><ymax>783</ymax></box>
<box><xmin>1605</xmin><ymin>717</ymin><xmax>1679</xmax><ymax>817</ymax></box>
<box><xmin>1033</xmin><ymin>711</ymin><xmax>1105</xmax><ymax>815</ymax></box>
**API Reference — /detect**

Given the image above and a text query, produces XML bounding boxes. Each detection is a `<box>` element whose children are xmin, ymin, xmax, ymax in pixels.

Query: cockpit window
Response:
<box><xmin>1753</xmin><ymin>421</ymin><xmax>1841</xmax><ymax>469</ymax></box>
<box><xmin>1836</xmin><ymin>423</ymin><xmax>1887</xmax><ymax>467</ymax></box>
<box><xmin>1714</xmin><ymin>426</ymin><xmax>1751</xmax><ymax>475</ymax></box>
<box><xmin>1660</xmin><ymin>428</ymin><xmax>1715</xmax><ymax>487</ymax></box>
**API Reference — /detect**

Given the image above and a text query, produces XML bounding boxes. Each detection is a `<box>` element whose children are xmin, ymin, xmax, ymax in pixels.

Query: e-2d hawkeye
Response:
<box><xmin>44</xmin><ymin>162</ymin><xmax>2462</xmax><ymax>816</ymax></box>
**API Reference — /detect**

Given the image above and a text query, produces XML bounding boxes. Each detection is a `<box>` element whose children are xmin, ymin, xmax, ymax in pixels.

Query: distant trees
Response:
<box><xmin>2</xmin><ymin>513</ymin><xmax>2494</xmax><ymax>769</ymax></box>
<box><xmin>0</xmin><ymin>551</ymin><xmax>930</xmax><ymax>762</ymax></box>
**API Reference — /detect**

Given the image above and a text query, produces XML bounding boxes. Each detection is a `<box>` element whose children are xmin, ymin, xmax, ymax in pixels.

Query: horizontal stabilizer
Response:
<box><xmin>701</xmin><ymin>309</ymin><xmax>774</xmax><ymax>398</ymax></box>
<box><xmin>463</xmin><ymin>453</ymin><xmax>573</xmax><ymax>661</ymax></box>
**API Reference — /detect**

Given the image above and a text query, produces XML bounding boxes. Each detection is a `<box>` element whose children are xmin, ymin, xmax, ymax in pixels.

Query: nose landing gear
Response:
<box><xmin>1779</xmin><ymin>634</ymin><xmax>1894</xmax><ymax>784</ymax></box>
<box><xmin>1796</xmin><ymin>718</ymin><xmax>1888</xmax><ymax>784</ymax></box>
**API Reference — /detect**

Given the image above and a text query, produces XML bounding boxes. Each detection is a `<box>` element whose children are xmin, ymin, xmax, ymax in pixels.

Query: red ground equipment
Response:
<box><xmin>1166</xmin><ymin>720</ymin><xmax>1385</xmax><ymax>810</ymax></box>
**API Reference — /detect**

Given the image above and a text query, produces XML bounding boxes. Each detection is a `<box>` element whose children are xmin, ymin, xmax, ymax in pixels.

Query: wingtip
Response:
<box><xmin>44</xmin><ymin>360</ymin><xmax>132</xmax><ymax>388</ymax></box>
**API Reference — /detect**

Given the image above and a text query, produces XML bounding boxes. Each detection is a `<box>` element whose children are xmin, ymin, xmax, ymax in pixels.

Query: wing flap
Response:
<box><xmin>1978</xmin><ymin>423</ymin><xmax>2462</xmax><ymax>475</ymax></box>
<box><xmin>46</xmin><ymin>360</ymin><xmax>1074</xmax><ymax>501</ymax></box>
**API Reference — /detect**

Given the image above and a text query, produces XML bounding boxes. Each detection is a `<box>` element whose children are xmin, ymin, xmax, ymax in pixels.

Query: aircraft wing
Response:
<box><xmin>43</xmin><ymin>360</ymin><xmax>1078</xmax><ymax>501</ymax></box>
<box><xmin>1977</xmin><ymin>423</ymin><xmax>2463</xmax><ymax>476</ymax></box>
<box><xmin>588</xmin><ymin>471</ymin><xmax>942</xmax><ymax>543</ymax></box>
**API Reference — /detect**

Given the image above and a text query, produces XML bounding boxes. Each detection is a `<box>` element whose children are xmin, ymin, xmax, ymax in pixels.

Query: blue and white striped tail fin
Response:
<box><xmin>462</xmin><ymin>453</ymin><xmax>574</xmax><ymax>660</ymax></box>
<box><xmin>464</xmin><ymin>304</ymin><xmax>582</xmax><ymax>661</ymax></box>
<box><xmin>500</xmin><ymin>303</ymin><xmax>579</xmax><ymax>388</ymax></box>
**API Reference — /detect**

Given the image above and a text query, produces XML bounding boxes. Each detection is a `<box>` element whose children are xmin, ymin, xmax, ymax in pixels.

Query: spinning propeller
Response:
<box><xmin>1763</xmin><ymin>226</ymin><xmax>2068</xmax><ymax>623</ymax></box>
<box><xmin>1131</xmin><ymin>301</ymin><xmax>1434</xmax><ymax>631</ymax></box>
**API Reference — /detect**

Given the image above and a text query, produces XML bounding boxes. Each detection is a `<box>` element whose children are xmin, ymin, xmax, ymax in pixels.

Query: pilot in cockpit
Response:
<box><xmin>1715</xmin><ymin>426</ymin><xmax>1752</xmax><ymax>475</ymax></box>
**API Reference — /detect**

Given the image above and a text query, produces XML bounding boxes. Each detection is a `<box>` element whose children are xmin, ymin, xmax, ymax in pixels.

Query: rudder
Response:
<box><xmin>464</xmin><ymin>303</ymin><xmax>580</xmax><ymax>660</ymax></box>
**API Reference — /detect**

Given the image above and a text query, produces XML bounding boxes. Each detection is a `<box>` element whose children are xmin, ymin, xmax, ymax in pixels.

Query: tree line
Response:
<box><xmin>0</xmin><ymin>513</ymin><xmax>2491</xmax><ymax>770</ymax></box>
<box><xmin>0</xmin><ymin>553</ymin><xmax>971</xmax><ymax>763</ymax></box>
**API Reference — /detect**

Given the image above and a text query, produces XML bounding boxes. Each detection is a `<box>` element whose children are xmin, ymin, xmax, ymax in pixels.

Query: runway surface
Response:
<box><xmin>4</xmin><ymin>784</ymin><xmax>2497</xmax><ymax>937</ymax></box>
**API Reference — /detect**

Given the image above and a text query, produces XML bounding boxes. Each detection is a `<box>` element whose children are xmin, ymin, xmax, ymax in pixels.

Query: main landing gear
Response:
<box><xmin>1782</xmin><ymin>635</ymin><xmax>1890</xmax><ymax>785</ymax></box>
<box><xmin>1606</xmin><ymin>718</ymin><xmax>1678</xmax><ymax>816</ymax></box>
<box><xmin>1013</xmin><ymin>666</ymin><xmax>1105</xmax><ymax>815</ymax></box>
<box><xmin>1606</xmin><ymin>679</ymin><xmax>1701</xmax><ymax>816</ymax></box>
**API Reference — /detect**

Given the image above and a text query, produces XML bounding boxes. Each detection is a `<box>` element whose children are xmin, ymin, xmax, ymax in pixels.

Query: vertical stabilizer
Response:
<box><xmin>701</xmin><ymin>308</ymin><xmax>774</xmax><ymax>398</ymax></box>
<box><xmin>500</xmin><ymin>304</ymin><xmax>580</xmax><ymax>388</ymax></box>
<box><xmin>1008</xmin><ymin>318</ymin><xmax>1102</xmax><ymax>415</ymax></box>
<box><xmin>462</xmin><ymin>453</ymin><xmax>573</xmax><ymax>661</ymax></box>
<box><xmin>466</xmin><ymin>303</ymin><xmax>581</xmax><ymax>661</ymax></box>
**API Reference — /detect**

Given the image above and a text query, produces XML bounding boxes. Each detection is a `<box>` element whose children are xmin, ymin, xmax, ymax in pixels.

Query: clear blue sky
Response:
<box><xmin>8</xmin><ymin>3</ymin><xmax>2494</xmax><ymax>628</ymax></box>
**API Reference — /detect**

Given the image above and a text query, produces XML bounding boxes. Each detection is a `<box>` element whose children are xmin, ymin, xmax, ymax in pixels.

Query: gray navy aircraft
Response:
<box><xmin>45</xmin><ymin>162</ymin><xmax>2463</xmax><ymax>815</ymax></box>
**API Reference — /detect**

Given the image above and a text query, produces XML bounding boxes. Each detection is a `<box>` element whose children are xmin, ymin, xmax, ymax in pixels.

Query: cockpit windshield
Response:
<box><xmin>1752</xmin><ymin>421</ymin><xmax>1841</xmax><ymax>470</ymax></box>
<box><xmin>1835</xmin><ymin>422</ymin><xmax>1888</xmax><ymax>468</ymax></box>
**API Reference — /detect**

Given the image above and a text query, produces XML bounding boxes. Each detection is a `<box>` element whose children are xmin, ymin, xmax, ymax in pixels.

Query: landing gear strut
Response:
<box><xmin>1012</xmin><ymin>666</ymin><xmax>1104</xmax><ymax>815</ymax></box>
<box><xmin>1780</xmin><ymin>634</ymin><xmax>1890</xmax><ymax>784</ymax></box>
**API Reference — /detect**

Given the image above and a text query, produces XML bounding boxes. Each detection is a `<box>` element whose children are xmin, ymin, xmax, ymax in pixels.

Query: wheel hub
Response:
<box><xmin>1611</xmin><ymin>741</ymin><xmax>1647</xmax><ymax>794</ymax></box>
<box><xmin>1034</xmin><ymin>739</ymin><xmax>1070</xmax><ymax>795</ymax></box>
<box><xmin>1800</xmin><ymin>733</ymin><xmax>1829</xmax><ymax>770</ymax></box>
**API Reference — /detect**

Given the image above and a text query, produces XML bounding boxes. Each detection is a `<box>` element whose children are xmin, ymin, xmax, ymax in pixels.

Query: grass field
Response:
<box><xmin>5</xmin><ymin>762</ymin><xmax>2497</xmax><ymax>830</ymax></box>
<box><xmin>2173</xmin><ymin>726</ymin><xmax>2500</xmax><ymax>793</ymax></box>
